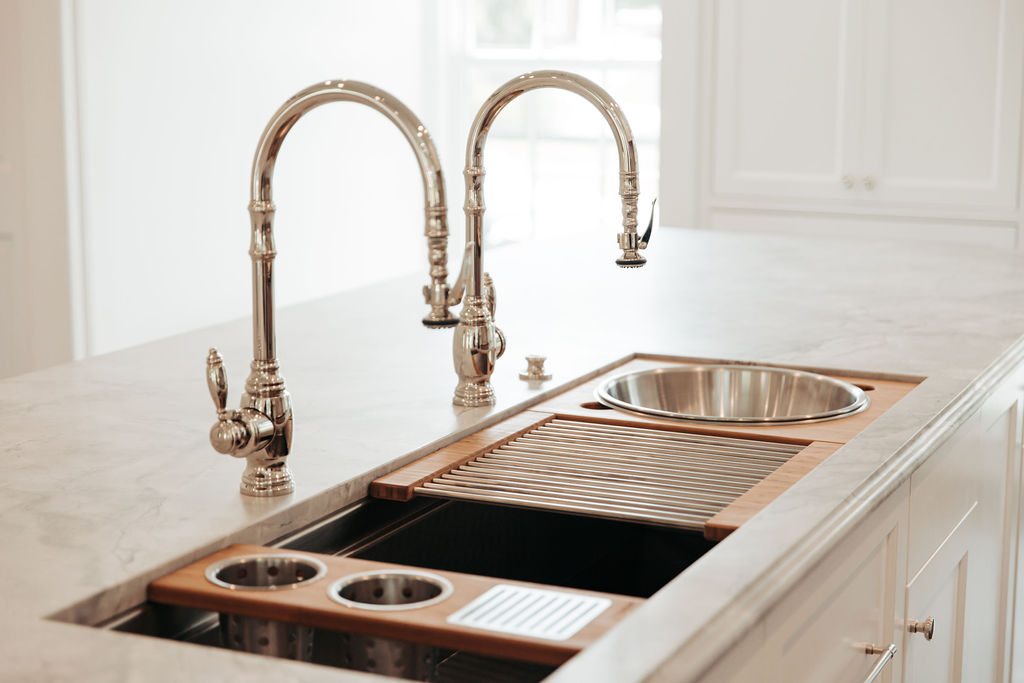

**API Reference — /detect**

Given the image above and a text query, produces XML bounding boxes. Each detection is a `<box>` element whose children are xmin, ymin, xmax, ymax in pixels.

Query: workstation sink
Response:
<box><xmin>95</xmin><ymin>357</ymin><xmax>915</xmax><ymax>681</ymax></box>
<box><xmin>103</xmin><ymin>497</ymin><xmax>713</xmax><ymax>681</ymax></box>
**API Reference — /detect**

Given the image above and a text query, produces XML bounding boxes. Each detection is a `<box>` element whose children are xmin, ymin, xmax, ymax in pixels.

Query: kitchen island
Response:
<box><xmin>3</xmin><ymin>227</ymin><xmax>1024</xmax><ymax>681</ymax></box>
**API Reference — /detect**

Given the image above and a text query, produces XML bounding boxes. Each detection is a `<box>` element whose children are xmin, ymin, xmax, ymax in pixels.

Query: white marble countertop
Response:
<box><xmin>4</xmin><ymin>227</ymin><xmax>1024</xmax><ymax>681</ymax></box>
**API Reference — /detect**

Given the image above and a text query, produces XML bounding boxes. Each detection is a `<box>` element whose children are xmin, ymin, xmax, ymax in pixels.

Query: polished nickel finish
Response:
<box><xmin>415</xmin><ymin>418</ymin><xmax>802</xmax><ymax>530</ymax></box>
<box><xmin>207</xmin><ymin>347</ymin><xmax>291</xmax><ymax>495</ymax></box>
<box><xmin>596</xmin><ymin>365</ymin><xmax>870</xmax><ymax>424</ymax></box>
<box><xmin>210</xmin><ymin>80</ymin><xmax>455</xmax><ymax>495</ymax></box>
<box><xmin>907</xmin><ymin>617</ymin><xmax>935</xmax><ymax>640</ymax></box>
<box><xmin>518</xmin><ymin>354</ymin><xmax>552</xmax><ymax>381</ymax></box>
<box><xmin>450</xmin><ymin>71</ymin><xmax>648</xmax><ymax>406</ymax></box>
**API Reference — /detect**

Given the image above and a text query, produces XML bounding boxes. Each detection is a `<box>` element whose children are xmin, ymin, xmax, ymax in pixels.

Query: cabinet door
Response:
<box><xmin>906</xmin><ymin>379</ymin><xmax>1023</xmax><ymax>682</ymax></box>
<box><xmin>763</xmin><ymin>483</ymin><xmax>907</xmax><ymax>683</ymax></box>
<box><xmin>980</xmin><ymin>383</ymin><xmax>1023</xmax><ymax>682</ymax></box>
<box><xmin>709</xmin><ymin>0</ymin><xmax>1023</xmax><ymax>211</ymax></box>
<box><xmin>711</xmin><ymin>0</ymin><xmax>863</xmax><ymax>201</ymax></box>
<box><xmin>859</xmin><ymin>0</ymin><xmax>1024</xmax><ymax>209</ymax></box>
<box><xmin>903</xmin><ymin>503</ymin><xmax>975</xmax><ymax>681</ymax></box>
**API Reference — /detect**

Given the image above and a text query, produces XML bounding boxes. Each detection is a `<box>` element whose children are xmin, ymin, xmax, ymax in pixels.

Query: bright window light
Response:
<box><xmin>435</xmin><ymin>0</ymin><xmax>661</xmax><ymax>248</ymax></box>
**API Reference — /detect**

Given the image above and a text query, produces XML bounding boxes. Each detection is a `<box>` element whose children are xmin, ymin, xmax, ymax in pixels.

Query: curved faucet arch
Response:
<box><xmin>250</xmin><ymin>81</ymin><xmax>446</xmax><ymax>210</ymax></box>
<box><xmin>249</xmin><ymin>80</ymin><xmax>456</xmax><ymax>370</ymax></box>
<box><xmin>450</xmin><ymin>70</ymin><xmax>648</xmax><ymax>407</ymax></box>
<box><xmin>207</xmin><ymin>80</ymin><xmax>455</xmax><ymax>496</ymax></box>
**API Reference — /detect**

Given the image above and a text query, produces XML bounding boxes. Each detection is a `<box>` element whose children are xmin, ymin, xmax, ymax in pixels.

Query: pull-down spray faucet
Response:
<box><xmin>447</xmin><ymin>71</ymin><xmax>651</xmax><ymax>407</ymax></box>
<box><xmin>206</xmin><ymin>80</ymin><xmax>455</xmax><ymax>496</ymax></box>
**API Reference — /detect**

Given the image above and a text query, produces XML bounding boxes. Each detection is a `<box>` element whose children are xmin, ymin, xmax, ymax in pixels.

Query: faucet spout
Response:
<box><xmin>250</xmin><ymin>79</ymin><xmax>457</xmax><ymax>344</ymax></box>
<box><xmin>210</xmin><ymin>80</ymin><xmax>455</xmax><ymax>496</ymax></box>
<box><xmin>451</xmin><ymin>70</ymin><xmax>647</xmax><ymax>407</ymax></box>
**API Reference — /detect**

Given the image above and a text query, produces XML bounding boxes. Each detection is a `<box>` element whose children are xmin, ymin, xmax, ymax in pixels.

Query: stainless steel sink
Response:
<box><xmin>101</xmin><ymin>499</ymin><xmax>712</xmax><ymax>681</ymax></box>
<box><xmin>596</xmin><ymin>365</ymin><xmax>870</xmax><ymax>424</ymax></box>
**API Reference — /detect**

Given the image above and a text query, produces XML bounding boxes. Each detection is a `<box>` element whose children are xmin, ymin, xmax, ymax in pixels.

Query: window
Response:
<box><xmin>432</xmin><ymin>0</ymin><xmax>661</xmax><ymax>248</ymax></box>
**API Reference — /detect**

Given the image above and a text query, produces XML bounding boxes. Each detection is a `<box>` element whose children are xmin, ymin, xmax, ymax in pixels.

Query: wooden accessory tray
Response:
<box><xmin>148</xmin><ymin>543</ymin><xmax>643</xmax><ymax>666</ymax></box>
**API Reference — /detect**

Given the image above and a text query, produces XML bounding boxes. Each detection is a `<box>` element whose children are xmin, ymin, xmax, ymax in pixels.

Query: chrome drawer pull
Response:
<box><xmin>862</xmin><ymin>643</ymin><xmax>897</xmax><ymax>683</ymax></box>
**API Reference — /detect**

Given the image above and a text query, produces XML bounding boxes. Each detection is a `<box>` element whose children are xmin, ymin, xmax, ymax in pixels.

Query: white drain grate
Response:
<box><xmin>416</xmin><ymin>418</ymin><xmax>804</xmax><ymax>530</ymax></box>
<box><xmin>447</xmin><ymin>584</ymin><xmax>611</xmax><ymax>641</ymax></box>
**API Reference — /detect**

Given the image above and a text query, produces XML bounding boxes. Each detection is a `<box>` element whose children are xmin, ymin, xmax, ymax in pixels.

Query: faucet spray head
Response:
<box><xmin>421</xmin><ymin>284</ymin><xmax>460</xmax><ymax>328</ymax></box>
<box><xmin>422</xmin><ymin>315</ymin><xmax>459</xmax><ymax>328</ymax></box>
<box><xmin>616</xmin><ymin>198</ymin><xmax>656</xmax><ymax>268</ymax></box>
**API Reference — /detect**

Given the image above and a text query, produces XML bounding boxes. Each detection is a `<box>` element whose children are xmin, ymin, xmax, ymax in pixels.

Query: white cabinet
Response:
<box><xmin>711</xmin><ymin>0</ymin><xmax>862</xmax><ymax>203</ymax></box>
<box><xmin>699</xmin><ymin>482</ymin><xmax>908</xmax><ymax>683</ymax></box>
<box><xmin>903</xmin><ymin>375</ymin><xmax>1023</xmax><ymax>681</ymax></box>
<box><xmin>662</xmin><ymin>0</ymin><xmax>1024</xmax><ymax>246</ymax></box>
<box><xmin>903</xmin><ymin>502</ymin><xmax>974</xmax><ymax>681</ymax></box>
<box><xmin>857</xmin><ymin>0</ymin><xmax>1023</xmax><ymax>211</ymax></box>
<box><xmin>764</xmin><ymin>482</ymin><xmax>908</xmax><ymax>683</ymax></box>
<box><xmin>698</xmin><ymin>367</ymin><xmax>1024</xmax><ymax>682</ymax></box>
<box><xmin>712</xmin><ymin>0</ymin><xmax>1023</xmax><ymax>210</ymax></box>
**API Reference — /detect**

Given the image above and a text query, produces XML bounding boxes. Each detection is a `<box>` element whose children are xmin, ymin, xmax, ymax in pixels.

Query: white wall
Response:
<box><xmin>71</xmin><ymin>0</ymin><xmax>436</xmax><ymax>356</ymax></box>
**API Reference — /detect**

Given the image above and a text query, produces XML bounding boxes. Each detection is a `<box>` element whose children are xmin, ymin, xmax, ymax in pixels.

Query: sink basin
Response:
<box><xmin>595</xmin><ymin>365</ymin><xmax>870</xmax><ymax>424</ymax></box>
<box><xmin>104</xmin><ymin>498</ymin><xmax>711</xmax><ymax>682</ymax></box>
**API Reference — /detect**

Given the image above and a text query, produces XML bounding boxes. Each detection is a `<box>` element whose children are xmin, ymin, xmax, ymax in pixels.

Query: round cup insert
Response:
<box><xmin>204</xmin><ymin>553</ymin><xmax>328</xmax><ymax>591</ymax></box>
<box><xmin>328</xmin><ymin>569</ymin><xmax>453</xmax><ymax>611</ymax></box>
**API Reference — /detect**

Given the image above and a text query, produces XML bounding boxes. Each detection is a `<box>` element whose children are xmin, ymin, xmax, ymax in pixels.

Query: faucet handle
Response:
<box><xmin>483</xmin><ymin>272</ymin><xmax>497</xmax><ymax>319</ymax></box>
<box><xmin>206</xmin><ymin>348</ymin><xmax>229</xmax><ymax>414</ymax></box>
<box><xmin>640</xmin><ymin>197</ymin><xmax>656</xmax><ymax>248</ymax></box>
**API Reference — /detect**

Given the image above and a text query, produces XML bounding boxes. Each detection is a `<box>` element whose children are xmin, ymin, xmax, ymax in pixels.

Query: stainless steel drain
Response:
<box><xmin>416</xmin><ymin>418</ymin><xmax>804</xmax><ymax>530</ymax></box>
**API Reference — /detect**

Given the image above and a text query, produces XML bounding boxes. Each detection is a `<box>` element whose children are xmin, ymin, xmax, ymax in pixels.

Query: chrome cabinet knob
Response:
<box><xmin>863</xmin><ymin>175</ymin><xmax>876</xmax><ymax>190</ymax></box>
<box><xmin>519</xmin><ymin>355</ymin><xmax>552</xmax><ymax>381</ymax></box>
<box><xmin>908</xmin><ymin>617</ymin><xmax>934</xmax><ymax>640</ymax></box>
<box><xmin>842</xmin><ymin>174</ymin><xmax>856</xmax><ymax>189</ymax></box>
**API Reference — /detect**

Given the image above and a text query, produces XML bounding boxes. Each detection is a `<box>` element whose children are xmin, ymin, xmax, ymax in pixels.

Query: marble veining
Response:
<box><xmin>5</xmin><ymin>228</ymin><xmax>1024</xmax><ymax>680</ymax></box>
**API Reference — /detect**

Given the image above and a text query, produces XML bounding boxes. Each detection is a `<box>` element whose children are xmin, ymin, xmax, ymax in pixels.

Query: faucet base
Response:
<box><xmin>453</xmin><ymin>380</ymin><xmax>497</xmax><ymax>407</ymax></box>
<box><xmin>240</xmin><ymin>458</ymin><xmax>294</xmax><ymax>497</ymax></box>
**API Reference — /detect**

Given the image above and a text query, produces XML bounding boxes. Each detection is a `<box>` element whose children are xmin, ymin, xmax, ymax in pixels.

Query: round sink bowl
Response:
<box><xmin>595</xmin><ymin>365</ymin><xmax>870</xmax><ymax>424</ymax></box>
<box><xmin>327</xmin><ymin>569</ymin><xmax>453</xmax><ymax>611</ymax></box>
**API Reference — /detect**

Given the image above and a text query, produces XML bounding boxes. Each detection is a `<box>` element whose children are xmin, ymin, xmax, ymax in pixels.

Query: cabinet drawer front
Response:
<box><xmin>907</xmin><ymin>416</ymin><xmax>981</xmax><ymax>575</ymax></box>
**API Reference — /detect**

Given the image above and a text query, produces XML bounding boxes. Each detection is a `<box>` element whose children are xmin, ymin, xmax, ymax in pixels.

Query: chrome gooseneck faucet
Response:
<box><xmin>449</xmin><ymin>70</ymin><xmax>650</xmax><ymax>407</ymax></box>
<box><xmin>206</xmin><ymin>80</ymin><xmax>455</xmax><ymax>496</ymax></box>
